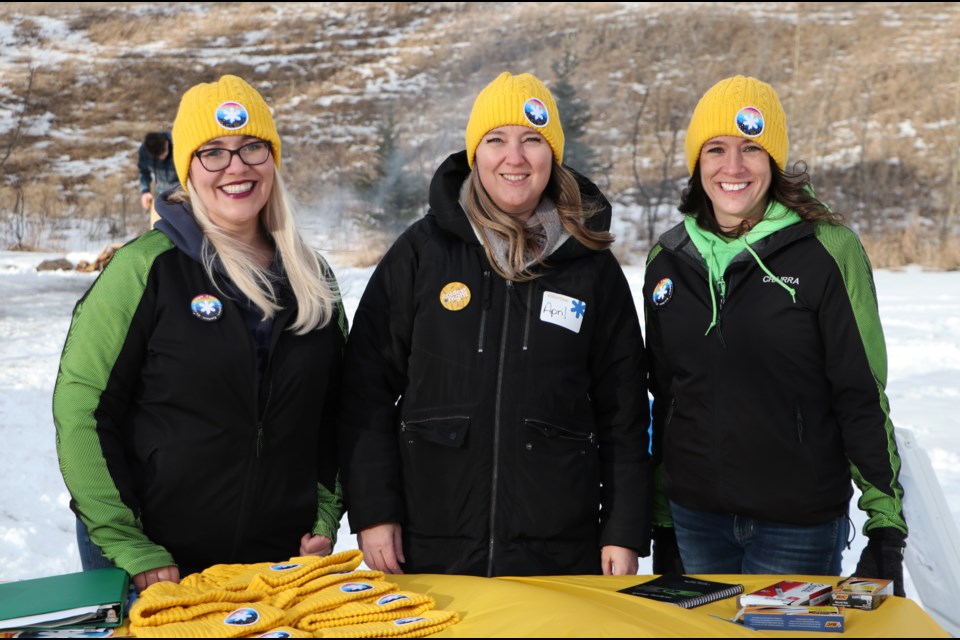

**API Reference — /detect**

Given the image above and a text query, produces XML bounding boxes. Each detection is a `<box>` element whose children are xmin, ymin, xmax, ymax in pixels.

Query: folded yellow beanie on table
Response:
<box><xmin>183</xmin><ymin>549</ymin><xmax>364</xmax><ymax>595</ymax></box>
<box><xmin>271</xmin><ymin>569</ymin><xmax>386</xmax><ymax>611</ymax></box>
<box><xmin>294</xmin><ymin>590</ymin><xmax>434</xmax><ymax>631</ymax></box>
<box><xmin>129</xmin><ymin>550</ymin><xmax>461</xmax><ymax>637</ymax></box>
<box><xmin>313</xmin><ymin>609</ymin><xmax>462</xmax><ymax>638</ymax></box>
<box><xmin>283</xmin><ymin>574</ymin><xmax>397</xmax><ymax>625</ymax></box>
<box><xmin>129</xmin><ymin>581</ymin><xmax>283</xmax><ymax>638</ymax></box>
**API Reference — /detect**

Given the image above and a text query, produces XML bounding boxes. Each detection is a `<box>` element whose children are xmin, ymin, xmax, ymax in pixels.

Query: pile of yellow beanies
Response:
<box><xmin>129</xmin><ymin>550</ymin><xmax>459</xmax><ymax>638</ymax></box>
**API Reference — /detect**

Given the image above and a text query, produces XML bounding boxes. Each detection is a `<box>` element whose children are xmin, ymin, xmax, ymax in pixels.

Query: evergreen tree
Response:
<box><xmin>354</xmin><ymin>115</ymin><xmax>427</xmax><ymax>235</ymax></box>
<box><xmin>551</xmin><ymin>47</ymin><xmax>609</xmax><ymax>184</ymax></box>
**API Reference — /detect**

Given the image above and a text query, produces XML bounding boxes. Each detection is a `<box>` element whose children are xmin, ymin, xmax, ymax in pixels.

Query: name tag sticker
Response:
<box><xmin>540</xmin><ymin>291</ymin><xmax>586</xmax><ymax>334</ymax></box>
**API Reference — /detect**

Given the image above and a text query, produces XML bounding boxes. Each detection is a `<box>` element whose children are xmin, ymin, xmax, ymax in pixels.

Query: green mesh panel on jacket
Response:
<box><xmin>815</xmin><ymin>223</ymin><xmax>906</xmax><ymax>536</ymax></box>
<box><xmin>53</xmin><ymin>231</ymin><xmax>177</xmax><ymax>575</ymax></box>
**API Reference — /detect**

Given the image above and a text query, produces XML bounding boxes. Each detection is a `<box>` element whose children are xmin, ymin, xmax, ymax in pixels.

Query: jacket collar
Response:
<box><xmin>426</xmin><ymin>150</ymin><xmax>613</xmax><ymax>263</ymax></box>
<box><xmin>153</xmin><ymin>189</ymin><xmax>205</xmax><ymax>264</ymax></box>
<box><xmin>659</xmin><ymin>213</ymin><xmax>815</xmax><ymax>267</ymax></box>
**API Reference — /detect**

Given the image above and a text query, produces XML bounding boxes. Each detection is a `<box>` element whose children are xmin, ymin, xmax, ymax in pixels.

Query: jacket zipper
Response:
<box><xmin>477</xmin><ymin>270</ymin><xmax>491</xmax><ymax>353</ymax></box>
<box><xmin>522</xmin><ymin>283</ymin><xmax>533</xmax><ymax>352</ymax></box>
<box><xmin>716</xmin><ymin>279</ymin><xmax>727</xmax><ymax>349</ymax></box>
<box><xmin>233</xmin><ymin>339</ymin><xmax>272</xmax><ymax>560</ymax></box>
<box><xmin>488</xmin><ymin>279</ymin><xmax>513</xmax><ymax>577</ymax></box>
<box><xmin>400</xmin><ymin>416</ymin><xmax>470</xmax><ymax>443</ymax></box>
<box><xmin>796</xmin><ymin>405</ymin><xmax>804</xmax><ymax>443</ymax></box>
<box><xmin>256</xmin><ymin>380</ymin><xmax>273</xmax><ymax>458</ymax></box>
<box><xmin>524</xmin><ymin>419</ymin><xmax>597</xmax><ymax>444</ymax></box>
<box><xmin>400</xmin><ymin>416</ymin><xmax>471</xmax><ymax>430</ymax></box>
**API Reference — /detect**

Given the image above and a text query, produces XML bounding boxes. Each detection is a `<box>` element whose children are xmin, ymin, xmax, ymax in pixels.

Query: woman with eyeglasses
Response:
<box><xmin>53</xmin><ymin>75</ymin><xmax>346</xmax><ymax>592</ymax></box>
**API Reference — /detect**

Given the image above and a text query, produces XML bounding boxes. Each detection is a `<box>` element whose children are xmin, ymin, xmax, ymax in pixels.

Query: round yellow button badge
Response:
<box><xmin>439</xmin><ymin>282</ymin><xmax>471</xmax><ymax>311</ymax></box>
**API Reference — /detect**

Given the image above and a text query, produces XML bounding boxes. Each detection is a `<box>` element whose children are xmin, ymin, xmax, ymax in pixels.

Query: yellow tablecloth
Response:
<box><xmin>391</xmin><ymin>573</ymin><xmax>949</xmax><ymax>637</ymax></box>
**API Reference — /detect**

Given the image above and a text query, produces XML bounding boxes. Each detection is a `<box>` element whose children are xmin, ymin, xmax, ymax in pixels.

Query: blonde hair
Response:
<box><xmin>172</xmin><ymin>172</ymin><xmax>338</xmax><ymax>333</ymax></box>
<box><xmin>464</xmin><ymin>161</ymin><xmax>613</xmax><ymax>281</ymax></box>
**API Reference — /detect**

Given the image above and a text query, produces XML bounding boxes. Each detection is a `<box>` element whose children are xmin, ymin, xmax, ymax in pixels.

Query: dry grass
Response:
<box><xmin>1</xmin><ymin>2</ymin><xmax>959</xmax><ymax>264</ymax></box>
<box><xmin>862</xmin><ymin>227</ymin><xmax>960</xmax><ymax>271</ymax></box>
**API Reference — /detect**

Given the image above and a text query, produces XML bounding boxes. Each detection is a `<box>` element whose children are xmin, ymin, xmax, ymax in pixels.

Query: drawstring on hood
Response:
<box><xmin>684</xmin><ymin>200</ymin><xmax>800</xmax><ymax>335</ymax></box>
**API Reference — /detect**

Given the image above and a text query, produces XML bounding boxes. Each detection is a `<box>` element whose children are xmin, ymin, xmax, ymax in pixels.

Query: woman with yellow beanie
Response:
<box><xmin>54</xmin><ymin>75</ymin><xmax>346</xmax><ymax>592</ymax></box>
<box><xmin>339</xmin><ymin>71</ymin><xmax>651</xmax><ymax>576</ymax></box>
<box><xmin>643</xmin><ymin>75</ymin><xmax>907</xmax><ymax>594</ymax></box>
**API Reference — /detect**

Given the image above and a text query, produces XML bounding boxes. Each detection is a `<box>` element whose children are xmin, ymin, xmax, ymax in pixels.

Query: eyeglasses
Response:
<box><xmin>193</xmin><ymin>141</ymin><xmax>272</xmax><ymax>172</ymax></box>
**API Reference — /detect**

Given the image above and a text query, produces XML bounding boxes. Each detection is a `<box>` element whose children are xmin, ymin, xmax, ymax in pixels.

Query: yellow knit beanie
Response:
<box><xmin>216</xmin><ymin>551</ymin><xmax>365</xmax><ymax>595</ymax></box>
<box><xmin>684</xmin><ymin>75</ymin><xmax>789</xmax><ymax>174</ymax></box>
<box><xmin>171</xmin><ymin>74</ymin><xmax>281</xmax><ymax>189</ymax></box>
<box><xmin>313</xmin><ymin>609</ymin><xmax>461</xmax><ymax>638</ymax></box>
<box><xmin>129</xmin><ymin>580</ymin><xmax>282</xmax><ymax>638</ymax></box>
<box><xmin>294</xmin><ymin>591</ymin><xmax>435</xmax><ymax>631</ymax></box>
<box><xmin>465</xmin><ymin>71</ymin><xmax>564</xmax><ymax>167</ymax></box>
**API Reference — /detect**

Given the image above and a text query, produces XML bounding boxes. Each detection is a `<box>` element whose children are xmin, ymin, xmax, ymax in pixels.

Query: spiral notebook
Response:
<box><xmin>618</xmin><ymin>574</ymin><xmax>744</xmax><ymax>609</ymax></box>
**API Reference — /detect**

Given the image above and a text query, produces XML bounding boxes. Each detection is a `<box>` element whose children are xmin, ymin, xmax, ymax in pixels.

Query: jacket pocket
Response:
<box><xmin>401</xmin><ymin>415</ymin><xmax>470</xmax><ymax>448</ymax></box>
<box><xmin>515</xmin><ymin>417</ymin><xmax>600</xmax><ymax>538</ymax></box>
<box><xmin>523</xmin><ymin>419</ymin><xmax>597</xmax><ymax>445</ymax></box>
<box><xmin>398</xmin><ymin>415</ymin><xmax>474</xmax><ymax>536</ymax></box>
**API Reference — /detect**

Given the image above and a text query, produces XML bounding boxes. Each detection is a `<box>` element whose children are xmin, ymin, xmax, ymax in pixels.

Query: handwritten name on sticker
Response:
<box><xmin>540</xmin><ymin>291</ymin><xmax>585</xmax><ymax>334</ymax></box>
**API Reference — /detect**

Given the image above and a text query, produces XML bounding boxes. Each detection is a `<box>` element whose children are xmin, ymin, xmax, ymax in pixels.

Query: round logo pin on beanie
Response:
<box><xmin>395</xmin><ymin>617</ymin><xmax>428</xmax><ymax>626</ymax></box>
<box><xmin>523</xmin><ymin>98</ymin><xmax>549</xmax><ymax>127</ymax></box>
<box><xmin>216</xmin><ymin>101</ymin><xmax>249</xmax><ymax>129</ymax></box>
<box><xmin>224</xmin><ymin>608</ymin><xmax>260</xmax><ymax>626</ymax></box>
<box><xmin>735</xmin><ymin>106</ymin><xmax>764</xmax><ymax>138</ymax></box>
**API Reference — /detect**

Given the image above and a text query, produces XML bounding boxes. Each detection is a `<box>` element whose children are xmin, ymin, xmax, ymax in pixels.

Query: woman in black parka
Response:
<box><xmin>339</xmin><ymin>71</ymin><xmax>651</xmax><ymax>577</ymax></box>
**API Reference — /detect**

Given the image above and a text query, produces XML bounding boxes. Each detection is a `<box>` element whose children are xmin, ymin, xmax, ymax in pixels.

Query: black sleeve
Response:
<box><xmin>337</xmin><ymin>232</ymin><xmax>418</xmax><ymax>533</ymax></box>
<box><xmin>589</xmin><ymin>254</ymin><xmax>653</xmax><ymax>555</ymax></box>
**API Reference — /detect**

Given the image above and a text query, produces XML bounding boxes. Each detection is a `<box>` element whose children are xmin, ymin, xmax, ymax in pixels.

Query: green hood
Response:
<box><xmin>684</xmin><ymin>200</ymin><xmax>801</xmax><ymax>335</ymax></box>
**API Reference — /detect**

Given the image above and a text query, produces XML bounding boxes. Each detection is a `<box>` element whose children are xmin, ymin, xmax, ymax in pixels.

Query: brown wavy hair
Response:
<box><xmin>679</xmin><ymin>158</ymin><xmax>843</xmax><ymax>237</ymax></box>
<box><xmin>464</xmin><ymin>161</ymin><xmax>613</xmax><ymax>281</ymax></box>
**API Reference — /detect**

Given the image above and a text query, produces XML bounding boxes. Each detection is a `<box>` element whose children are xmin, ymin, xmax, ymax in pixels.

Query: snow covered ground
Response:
<box><xmin>1</xmin><ymin>247</ymin><xmax>958</xmax><ymax>622</ymax></box>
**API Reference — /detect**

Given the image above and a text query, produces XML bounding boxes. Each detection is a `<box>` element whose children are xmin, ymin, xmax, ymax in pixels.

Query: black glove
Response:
<box><xmin>853</xmin><ymin>528</ymin><xmax>906</xmax><ymax>597</ymax></box>
<box><xmin>652</xmin><ymin>526</ymin><xmax>685</xmax><ymax>575</ymax></box>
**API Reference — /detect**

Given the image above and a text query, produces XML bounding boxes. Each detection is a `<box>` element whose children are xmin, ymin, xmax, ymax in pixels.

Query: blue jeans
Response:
<box><xmin>76</xmin><ymin>518</ymin><xmax>116</xmax><ymax>571</ymax></box>
<box><xmin>670</xmin><ymin>501</ymin><xmax>847</xmax><ymax>575</ymax></box>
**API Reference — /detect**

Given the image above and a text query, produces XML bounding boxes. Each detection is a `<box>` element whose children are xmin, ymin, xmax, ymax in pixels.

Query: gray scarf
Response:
<box><xmin>468</xmin><ymin>198</ymin><xmax>566</xmax><ymax>277</ymax></box>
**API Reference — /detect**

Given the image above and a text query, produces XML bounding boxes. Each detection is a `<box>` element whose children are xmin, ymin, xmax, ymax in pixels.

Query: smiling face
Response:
<box><xmin>189</xmin><ymin>135</ymin><xmax>274</xmax><ymax>237</ymax></box>
<box><xmin>474</xmin><ymin>125</ymin><xmax>554</xmax><ymax>222</ymax></box>
<box><xmin>699</xmin><ymin>136</ymin><xmax>772</xmax><ymax>229</ymax></box>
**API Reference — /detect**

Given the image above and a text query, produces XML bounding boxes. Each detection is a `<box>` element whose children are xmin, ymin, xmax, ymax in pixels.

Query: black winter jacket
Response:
<box><xmin>339</xmin><ymin>151</ymin><xmax>651</xmax><ymax>577</ymax></box>
<box><xmin>643</xmin><ymin>218</ymin><xmax>906</xmax><ymax>535</ymax></box>
<box><xmin>53</xmin><ymin>194</ymin><xmax>346</xmax><ymax>576</ymax></box>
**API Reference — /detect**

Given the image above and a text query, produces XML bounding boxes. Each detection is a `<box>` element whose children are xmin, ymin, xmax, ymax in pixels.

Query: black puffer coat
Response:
<box><xmin>339</xmin><ymin>151</ymin><xmax>651</xmax><ymax>576</ymax></box>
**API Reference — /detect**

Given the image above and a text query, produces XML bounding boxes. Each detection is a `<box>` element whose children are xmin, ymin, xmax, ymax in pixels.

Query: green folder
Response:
<box><xmin>0</xmin><ymin>567</ymin><xmax>129</xmax><ymax>630</ymax></box>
